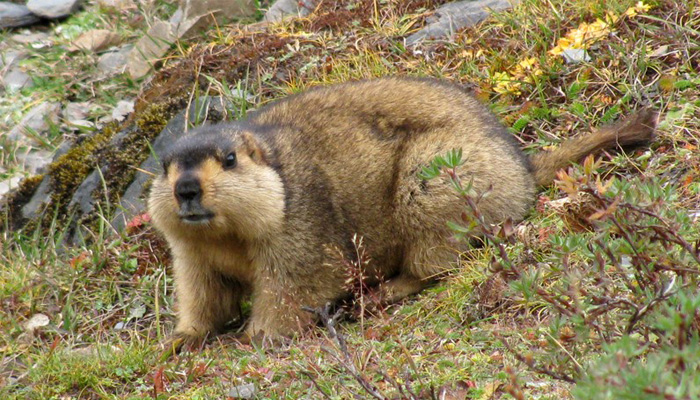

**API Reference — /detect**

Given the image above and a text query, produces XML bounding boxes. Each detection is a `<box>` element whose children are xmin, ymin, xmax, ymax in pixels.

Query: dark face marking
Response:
<box><xmin>161</xmin><ymin>124</ymin><xmax>242</xmax><ymax>173</ymax></box>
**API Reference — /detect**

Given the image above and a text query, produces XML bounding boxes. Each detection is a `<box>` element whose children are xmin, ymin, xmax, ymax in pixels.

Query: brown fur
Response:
<box><xmin>147</xmin><ymin>77</ymin><xmax>656</xmax><ymax>342</ymax></box>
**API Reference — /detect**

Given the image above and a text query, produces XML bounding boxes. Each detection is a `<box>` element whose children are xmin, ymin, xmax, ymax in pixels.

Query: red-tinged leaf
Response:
<box><xmin>536</xmin><ymin>195</ymin><xmax>550</xmax><ymax>213</ymax></box>
<box><xmin>69</xmin><ymin>252</ymin><xmax>89</xmax><ymax>269</ymax></box>
<box><xmin>595</xmin><ymin>176</ymin><xmax>613</xmax><ymax>195</ymax></box>
<box><xmin>49</xmin><ymin>336</ymin><xmax>60</xmax><ymax>355</ymax></box>
<box><xmin>127</xmin><ymin>213</ymin><xmax>152</xmax><ymax>231</ymax></box>
<box><xmin>588</xmin><ymin>198</ymin><xmax>619</xmax><ymax>221</ymax></box>
<box><xmin>682</xmin><ymin>174</ymin><xmax>695</xmax><ymax>187</ymax></box>
<box><xmin>363</xmin><ymin>327</ymin><xmax>381</xmax><ymax>340</ymax></box>
<box><xmin>538</xmin><ymin>227</ymin><xmax>553</xmax><ymax>243</ymax></box>
<box><xmin>153</xmin><ymin>366</ymin><xmax>165</xmax><ymax>396</ymax></box>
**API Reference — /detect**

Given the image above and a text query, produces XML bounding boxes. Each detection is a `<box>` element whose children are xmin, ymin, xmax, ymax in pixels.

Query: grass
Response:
<box><xmin>1</xmin><ymin>0</ymin><xmax>699</xmax><ymax>398</ymax></box>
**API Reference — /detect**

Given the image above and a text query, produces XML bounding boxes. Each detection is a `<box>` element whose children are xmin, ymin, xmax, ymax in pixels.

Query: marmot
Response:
<box><xmin>147</xmin><ymin>77</ymin><xmax>656</xmax><ymax>343</ymax></box>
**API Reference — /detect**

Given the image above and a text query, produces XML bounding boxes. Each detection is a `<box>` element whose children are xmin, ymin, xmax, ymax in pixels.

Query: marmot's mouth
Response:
<box><xmin>179</xmin><ymin>212</ymin><xmax>214</xmax><ymax>224</ymax></box>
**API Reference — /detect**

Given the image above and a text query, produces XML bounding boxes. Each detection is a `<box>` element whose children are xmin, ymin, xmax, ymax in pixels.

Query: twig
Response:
<box><xmin>496</xmin><ymin>334</ymin><xmax>576</xmax><ymax>384</ymax></box>
<box><xmin>304</xmin><ymin>304</ymin><xmax>387</xmax><ymax>400</ymax></box>
<box><xmin>300</xmin><ymin>370</ymin><xmax>333</xmax><ymax>400</ymax></box>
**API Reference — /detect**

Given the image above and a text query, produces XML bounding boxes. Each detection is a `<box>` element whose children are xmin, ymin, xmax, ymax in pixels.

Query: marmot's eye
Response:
<box><xmin>224</xmin><ymin>152</ymin><xmax>237</xmax><ymax>169</ymax></box>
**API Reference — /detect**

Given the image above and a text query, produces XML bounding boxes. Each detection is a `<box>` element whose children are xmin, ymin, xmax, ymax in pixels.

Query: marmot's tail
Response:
<box><xmin>529</xmin><ymin>109</ymin><xmax>657</xmax><ymax>187</ymax></box>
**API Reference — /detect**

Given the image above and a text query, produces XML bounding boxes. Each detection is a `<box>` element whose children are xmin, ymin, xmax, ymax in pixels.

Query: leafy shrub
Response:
<box><xmin>422</xmin><ymin>150</ymin><xmax>700</xmax><ymax>397</ymax></box>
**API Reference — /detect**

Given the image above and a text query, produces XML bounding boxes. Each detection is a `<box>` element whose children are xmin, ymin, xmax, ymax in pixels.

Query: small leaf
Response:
<box><xmin>673</xmin><ymin>80</ymin><xmax>695</xmax><ymax>90</ymax></box>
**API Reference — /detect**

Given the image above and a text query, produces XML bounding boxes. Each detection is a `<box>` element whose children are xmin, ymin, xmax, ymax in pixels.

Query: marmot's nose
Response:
<box><xmin>175</xmin><ymin>176</ymin><xmax>202</xmax><ymax>203</ymax></box>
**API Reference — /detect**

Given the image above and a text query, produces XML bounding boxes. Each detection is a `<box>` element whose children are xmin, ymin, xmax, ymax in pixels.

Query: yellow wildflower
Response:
<box><xmin>492</xmin><ymin>71</ymin><xmax>522</xmax><ymax>96</ymax></box>
<box><xmin>549</xmin><ymin>19</ymin><xmax>612</xmax><ymax>56</ymax></box>
<box><xmin>518</xmin><ymin>57</ymin><xmax>538</xmax><ymax>70</ymax></box>
<box><xmin>512</xmin><ymin>57</ymin><xmax>543</xmax><ymax>84</ymax></box>
<box><xmin>625</xmin><ymin>1</ymin><xmax>652</xmax><ymax>17</ymax></box>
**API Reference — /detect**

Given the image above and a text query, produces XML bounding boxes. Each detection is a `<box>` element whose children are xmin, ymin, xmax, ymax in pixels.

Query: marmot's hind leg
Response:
<box><xmin>380</xmin><ymin>239</ymin><xmax>461</xmax><ymax>304</ymax></box>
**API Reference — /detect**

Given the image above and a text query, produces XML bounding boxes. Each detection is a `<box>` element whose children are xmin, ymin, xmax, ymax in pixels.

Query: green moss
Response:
<box><xmin>48</xmin><ymin>124</ymin><xmax>118</xmax><ymax>208</ymax></box>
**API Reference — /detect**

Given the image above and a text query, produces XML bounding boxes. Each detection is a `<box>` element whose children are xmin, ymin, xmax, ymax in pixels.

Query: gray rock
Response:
<box><xmin>0</xmin><ymin>3</ymin><xmax>41</xmax><ymax>29</ymax></box>
<box><xmin>64</xmin><ymin>102</ymin><xmax>95</xmax><ymax>130</ymax></box>
<box><xmin>20</xmin><ymin>175</ymin><xmax>50</xmax><ymax>220</ymax></box>
<box><xmin>63</xmin><ymin>101</ymin><xmax>90</xmax><ymax>123</ymax></box>
<box><xmin>2</xmin><ymin>67</ymin><xmax>33</xmax><ymax>91</ymax></box>
<box><xmin>264</xmin><ymin>0</ymin><xmax>317</xmax><ymax>22</ymax></box>
<box><xmin>67</xmin><ymin>29</ymin><xmax>121</xmax><ymax>53</ymax></box>
<box><xmin>27</xmin><ymin>0</ymin><xmax>81</xmax><ymax>19</ymax></box>
<box><xmin>66</xmin><ymin>128</ymin><xmax>133</xmax><ymax>243</ymax></box>
<box><xmin>16</xmin><ymin>149</ymin><xmax>53</xmax><ymax>174</ymax></box>
<box><xmin>66</xmin><ymin>168</ymin><xmax>103</xmax><ymax>243</ymax></box>
<box><xmin>21</xmin><ymin>141</ymin><xmax>72</xmax><ymax>220</ymax></box>
<box><xmin>97</xmin><ymin>45</ymin><xmax>131</xmax><ymax>75</ymax></box>
<box><xmin>228</xmin><ymin>383</ymin><xmax>256</xmax><ymax>399</ymax></box>
<box><xmin>6</xmin><ymin>102</ymin><xmax>61</xmax><ymax>144</ymax></box>
<box><xmin>0</xmin><ymin>50</ymin><xmax>29</xmax><ymax>69</ymax></box>
<box><xmin>112</xmin><ymin>96</ymin><xmax>231</xmax><ymax>230</ymax></box>
<box><xmin>405</xmin><ymin>0</ymin><xmax>518</xmax><ymax>46</ymax></box>
<box><xmin>127</xmin><ymin>14</ymin><xmax>201</xmax><ymax>79</ymax></box>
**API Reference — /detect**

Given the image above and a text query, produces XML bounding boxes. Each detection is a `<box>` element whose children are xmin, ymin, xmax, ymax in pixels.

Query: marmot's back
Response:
<box><xmin>250</xmin><ymin>77</ymin><xmax>536</xmax><ymax>242</ymax></box>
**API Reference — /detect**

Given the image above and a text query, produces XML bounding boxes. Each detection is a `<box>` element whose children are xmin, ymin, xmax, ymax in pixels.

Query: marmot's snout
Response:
<box><xmin>175</xmin><ymin>175</ymin><xmax>202</xmax><ymax>203</ymax></box>
<box><xmin>174</xmin><ymin>174</ymin><xmax>213</xmax><ymax>224</ymax></box>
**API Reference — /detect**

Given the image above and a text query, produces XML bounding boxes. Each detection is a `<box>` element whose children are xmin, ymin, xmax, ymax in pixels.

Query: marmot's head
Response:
<box><xmin>147</xmin><ymin>124</ymin><xmax>285</xmax><ymax>240</ymax></box>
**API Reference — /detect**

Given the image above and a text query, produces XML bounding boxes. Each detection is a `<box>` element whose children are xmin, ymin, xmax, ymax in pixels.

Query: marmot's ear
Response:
<box><xmin>239</xmin><ymin>132</ymin><xmax>267</xmax><ymax>164</ymax></box>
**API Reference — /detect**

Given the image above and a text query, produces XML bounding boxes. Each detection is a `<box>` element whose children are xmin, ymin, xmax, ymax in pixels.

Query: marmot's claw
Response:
<box><xmin>158</xmin><ymin>333</ymin><xmax>207</xmax><ymax>360</ymax></box>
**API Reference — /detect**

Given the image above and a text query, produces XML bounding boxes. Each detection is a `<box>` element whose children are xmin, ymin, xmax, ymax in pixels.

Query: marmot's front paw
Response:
<box><xmin>158</xmin><ymin>331</ymin><xmax>208</xmax><ymax>360</ymax></box>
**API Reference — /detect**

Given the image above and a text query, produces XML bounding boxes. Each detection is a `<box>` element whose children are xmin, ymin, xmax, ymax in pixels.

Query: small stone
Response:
<box><xmin>6</xmin><ymin>102</ymin><xmax>61</xmax><ymax>144</ymax></box>
<box><xmin>67</xmin><ymin>29</ymin><xmax>121</xmax><ymax>53</ymax></box>
<box><xmin>264</xmin><ymin>0</ymin><xmax>317</xmax><ymax>22</ymax></box>
<box><xmin>0</xmin><ymin>3</ymin><xmax>41</xmax><ymax>29</ymax></box>
<box><xmin>2</xmin><ymin>67</ymin><xmax>33</xmax><ymax>91</ymax></box>
<box><xmin>97</xmin><ymin>44</ymin><xmax>131</xmax><ymax>75</ymax></box>
<box><xmin>27</xmin><ymin>0</ymin><xmax>81</xmax><ymax>19</ymax></box>
<box><xmin>0</xmin><ymin>175</ymin><xmax>23</xmax><ymax>199</ymax></box>
<box><xmin>10</xmin><ymin>31</ymin><xmax>49</xmax><ymax>44</ymax></box>
<box><xmin>111</xmin><ymin>100</ymin><xmax>134</xmax><ymax>122</ymax></box>
<box><xmin>96</xmin><ymin>0</ymin><xmax>134</xmax><ymax>10</ymax></box>
<box><xmin>24</xmin><ymin>313</ymin><xmax>50</xmax><ymax>332</ymax></box>
<box><xmin>561</xmin><ymin>48</ymin><xmax>591</xmax><ymax>64</ymax></box>
<box><xmin>228</xmin><ymin>383</ymin><xmax>256</xmax><ymax>399</ymax></box>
